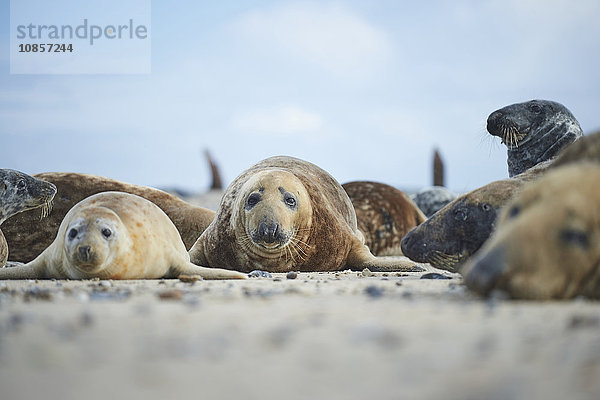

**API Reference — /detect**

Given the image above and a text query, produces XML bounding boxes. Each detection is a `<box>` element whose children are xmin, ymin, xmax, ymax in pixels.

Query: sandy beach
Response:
<box><xmin>1</xmin><ymin>264</ymin><xmax>599</xmax><ymax>400</ymax></box>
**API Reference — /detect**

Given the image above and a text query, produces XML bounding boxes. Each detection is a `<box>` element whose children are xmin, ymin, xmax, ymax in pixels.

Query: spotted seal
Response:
<box><xmin>188</xmin><ymin>156</ymin><xmax>422</xmax><ymax>273</ymax></box>
<box><xmin>487</xmin><ymin>99</ymin><xmax>583</xmax><ymax>177</ymax></box>
<box><xmin>411</xmin><ymin>186</ymin><xmax>457</xmax><ymax>217</ymax></box>
<box><xmin>342</xmin><ymin>181</ymin><xmax>426</xmax><ymax>256</ymax></box>
<box><xmin>0</xmin><ymin>192</ymin><xmax>245</xmax><ymax>280</ymax></box>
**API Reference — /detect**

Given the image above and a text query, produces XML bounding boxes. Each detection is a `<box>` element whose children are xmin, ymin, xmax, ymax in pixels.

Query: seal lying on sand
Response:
<box><xmin>342</xmin><ymin>181</ymin><xmax>426</xmax><ymax>256</ymax></box>
<box><xmin>0</xmin><ymin>192</ymin><xmax>245</xmax><ymax>280</ymax></box>
<box><xmin>487</xmin><ymin>99</ymin><xmax>582</xmax><ymax>177</ymax></box>
<box><xmin>411</xmin><ymin>186</ymin><xmax>457</xmax><ymax>217</ymax></box>
<box><xmin>189</xmin><ymin>156</ymin><xmax>421</xmax><ymax>273</ymax></box>
<box><xmin>2</xmin><ymin>172</ymin><xmax>216</xmax><ymax>263</ymax></box>
<box><xmin>462</xmin><ymin>164</ymin><xmax>600</xmax><ymax>300</ymax></box>
<box><xmin>1</xmin><ymin>169</ymin><xmax>56</xmax><ymax>266</ymax></box>
<box><xmin>400</xmin><ymin>163</ymin><xmax>549</xmax><ymax>272</ymax></box>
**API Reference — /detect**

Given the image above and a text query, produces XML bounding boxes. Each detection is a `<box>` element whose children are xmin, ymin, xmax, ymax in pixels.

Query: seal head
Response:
<box><xmin>0</xmin><ymin>169</ymin><xmax>56</xmax><ymax>224</ymax></box>
<box><xmin>487</xmin><ymin>99</ymin><xmax>583</xmax><ymax>176</ymax></box>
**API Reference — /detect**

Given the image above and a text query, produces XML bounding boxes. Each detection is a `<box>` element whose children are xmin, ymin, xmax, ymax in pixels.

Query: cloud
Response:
<box><xmin>232</xmin><ymin>2</ymin><xmax>393</xmax><ymax>78</ymax></box>
<box><xmin>231</xmin><ymin>105</ymin><xmax>324</xmax><ymax>136</ymax></box>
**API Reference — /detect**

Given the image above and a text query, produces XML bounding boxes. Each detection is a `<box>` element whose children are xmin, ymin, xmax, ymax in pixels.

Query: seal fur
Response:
<box><xmin>342</xmin><ymin>181</ymin><xmax>426</xmax><ymax>256</ymax></box>
<box><xmin>0</xmin><ymin>192</ymin><xmax>245</xmax><ymax>280</ymax></box>
<box><xmin>189</xmin><ymin>156</ymin><xmax>421</xmax><ymax>273</ymax></box>
<box><xmin>487</xmin><ymin>99</ymin><xmax>583</xmax><ymax>177</ymax></box>
<box><xmin>461</xmin><ymin>164</ymin><xmax>600</xmax><ymax>300</ymax></box>
<box><xmin>2</xmin><ymin>172</ymin><xmax>216</xmax><ymax>263</ymax></box>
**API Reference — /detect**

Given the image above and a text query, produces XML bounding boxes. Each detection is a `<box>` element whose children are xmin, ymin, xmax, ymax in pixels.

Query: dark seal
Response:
<box><xmin>342</xmin><ymin>181</ymin><xmax>426</xmax><ymax>256</ymax></box>
<box><xmin>487</xmin><ymin>99</ymin><xmax>583</xmax><ymax>177</ymax></box>
<box><xmin>411</xmin><ymin>186</ymin><xmax>457</xmax><ymax>217</ymax></box>
<box><xmin>0</xmin><ymin>169</ymin><xmax>56</xmax><ymax>266</ymax></box>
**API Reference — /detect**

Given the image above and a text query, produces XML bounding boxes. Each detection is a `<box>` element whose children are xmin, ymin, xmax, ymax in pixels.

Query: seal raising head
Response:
<box><xmin>487</xmin><ymin>99</ymin><xmax>583</xmax><ymax>177</ymax></box>
<box><xmin>0</xmin><ymin>192</ymin><xmax>245</xmax><ymax>280</ymax></box>
<box><xmin>461</xmin><ymin>164</ymin><xmax>600</xmax><ymax>300</ymax></box>
<box><xmin>189</xmin><ymin>156</ymin><xmax>420</xmax><ymax>273</ymax></box>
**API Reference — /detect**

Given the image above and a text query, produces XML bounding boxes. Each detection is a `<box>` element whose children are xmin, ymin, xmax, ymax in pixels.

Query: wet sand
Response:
<box><xmin>1</xmin><ymin>266</ymin><xmax>599</xmax><ymax>400</ymax></box>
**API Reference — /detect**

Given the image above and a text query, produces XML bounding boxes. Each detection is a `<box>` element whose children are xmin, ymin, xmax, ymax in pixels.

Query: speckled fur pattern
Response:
<box><xmin>487</xmin><ymin>99</ymin><xmax>583</xmax><ymax>177</ymax></box>
<box><xmin>411</xmin><ymin>186</ymin><xmax>457</xmax><ymax>217</ymax></box>
<box><xmin>551</xmin><ymin>130</ymin><xmax>600</xmax><ymax>169</ymax></box>
<box><xmin>189</xmin><ymin>156</ymin><xmax>419</xmax><ymax>273</ymax></box>
<box><xmin>0</xmin><ymin>192</ymin><xmax>245</xmax><ymax>280</ymax></box>
<box><xmin>2</xmin><ymin>172</ymin><xmax>216</xmax><ymax>263</ymax></box>
<box><xmin>462</xmin><ymin>164</ymin><xmax>600</xmax><ymax>300</ymax></box>
<box><xmin>342</xmin><ymin>181</ymin><xmax>426</xmax><ymax>256</ymax></box>
<box><xmin>0</xmin><ymin>169</ymin><xmax>56</xmax><ymax>266</ymax></box>
<box><xmin>401</xmin><ymin>163</ymin><xmax>550</xmax><ymax>272</ymax></box>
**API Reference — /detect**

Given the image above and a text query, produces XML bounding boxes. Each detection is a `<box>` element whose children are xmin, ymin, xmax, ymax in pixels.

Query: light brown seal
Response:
<box><xmin>342</xmin><ymin>181</ymin><xmax>426</xmax><ymax>256</ymax></box>
<box><xmin>0</xmin><ymin>192</ymin><xmax>245</xmax><ymax>280</ymax></box>
<box><xmin>461</xmin><ymin>163</ymin><xmax>600</xmax><ymax>300</ymax></box>
<box><xmin>188</xmin><ymin>156</ymin><xmax>421</xmax><ymax>273</ymax></box>
<box><xmin>1</xmin><ymin>169</ymin><xmax>56</xmax><ymax>266</ymax></box>
<box><xmin>2</xmin><ymin>172</ymin><xmax>216</xmax><ymax>263</ymax></box>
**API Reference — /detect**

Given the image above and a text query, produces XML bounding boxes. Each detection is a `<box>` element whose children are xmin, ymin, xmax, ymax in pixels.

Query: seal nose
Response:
<box><xmin>486</xmin><ymin>111</ymin><xmax>503</xmax><ymax>135</ymax></box>
<box><xmin>257</xmin><ymin>221</ymin><xmax>280</xmax><ymax>243</ymax></box>
<box><xmin>401</xmin><ymin>230</ymin><xmax>421</xmax><ymax>261</ymax></box>
<box><xmin>78</xmin><ymin>245</ymin><xmax>91</xmax><ymax>262</ymax></box>
<box><xmin>462</xmin><ymin>246</ymin><xmax>507</xmax><ymax>297</ymax></box>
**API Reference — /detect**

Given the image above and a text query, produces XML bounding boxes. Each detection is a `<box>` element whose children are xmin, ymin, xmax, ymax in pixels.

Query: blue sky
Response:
<box><xmin>2</xmin><ymin>0</ymin><xmax>600</xmax><ymax>193</ymax></box>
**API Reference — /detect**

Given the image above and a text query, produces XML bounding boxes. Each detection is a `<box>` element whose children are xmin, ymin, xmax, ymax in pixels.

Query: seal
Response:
<box><xmin>0</xmin><ymin>192</ymin><xmax>246</xmax><ymax>280</ymax></box>
<box><xmin>400</xmin><ymin>162</ymin><xmax>549</xmax><ymax>272</ymax></box>
<box><xmin>411</xmin><ymin>186</ymin><xmax>457</xmax><ymax>217</ymax></box>
<box><xmin>487</xmin><ymin>99</ymin><xmax>583</xmax><ymax>177</ymax></box>
<box><xmin>342</xmin><ymin>181</ymin><xmax>426</xmax><ymax>256</ymax></box>
<box><xmin>2</xmin><ymin>172</ymin><xmax>216</xmax><ymax>263</ymax></box>
<box><xmin>0</xmin><ymin>169</ymin><xmax>57</xmax><ymax>266</ymax></box>
<box><xmin>188</xmin><ymin>156</ymin><xmax>422</xmax><ymax>273</ymax></box>
<box><xmin>461</xmin><ymin>163</ymin><xmax>600</xmax><ymax>300</ymax></box>
<box><xmin>551</xmin><ymin>130</ymin><xmax>600</xmax><ymax>169</ymax></box>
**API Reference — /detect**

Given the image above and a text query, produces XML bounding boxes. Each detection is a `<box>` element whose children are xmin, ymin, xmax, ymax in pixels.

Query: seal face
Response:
<box><xmin>461</xmin><ymin>164</ymin><xmax>600</xmax><ymax>300</ymax></box>
<box><xmin>400</xmin><ymin>162</ymin><xmax>550</xmax><ymax>272</ymax></box>
<box><xmin>2</xmin><ymin>172</ymin><xmax>216</xmax><ymax>263</ymax></box>
<box><xmin>342</xmin><ymin>181</ymin><xmax>426</xmax><ymax>256</ymax></box>
<box><xmin>0</xmin><ymin>192</ymin><xmax>245</xmax><ymax>280</ymax></box>
<box><xmin>487</xmin><ymin>99</ymin><xmax>583</xmax><ymax>177</ymax></box>
<box><xmin>411</xmin><ymin>186</ymin><xmax>457</xmax><ymax>217</ymax></box>
<box><xmin>189</xmin><ymin>156</ymin><xmax>420</xmax><ymax>273</ymax></box>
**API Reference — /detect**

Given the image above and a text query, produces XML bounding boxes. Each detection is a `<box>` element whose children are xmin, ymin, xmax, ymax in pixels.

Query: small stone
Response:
<box><xmin>157</xmin><ymin>289</ymin><xmax>183</xmax><ymax>300</ymax></box>
<box><xmin>364</xmin><ymin>285</ymin><xmax>384</xmax><ymax>298</ymax></box>
<box><xmin>361</xmin><ymin>268</ymin><xmax>374</xmax><ymax>277</ymax></box>
<box><xmin>248</xmin><ymin>270</ymin><xmax>272</xmax><ymax>278</ymax></box>
<box><xmin>420</xmin><ymin>273</ymin><xmax>452</xmax><ymax>280</ymax></box>
<box><xmin>286</xmin><ymin>271</ymin><xmax>298</xmax><ymax>280</ymax></box>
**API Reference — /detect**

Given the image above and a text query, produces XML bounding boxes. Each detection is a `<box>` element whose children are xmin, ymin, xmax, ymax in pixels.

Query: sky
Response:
<box><xmin>1</xmin><ymin>0</ymin><xmax>600</xmax><ymax>194</ymax></box>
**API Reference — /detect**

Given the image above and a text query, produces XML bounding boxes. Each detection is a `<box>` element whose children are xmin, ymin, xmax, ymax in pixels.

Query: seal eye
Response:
<box><xmin>529</xmin><ymin>104</ymin><xmax>542</xmax><ymax>114</ymax></box>
<box><xmin>16</xmin><ymin>180</ymin><xmax>26</xmax><ymax>190</ymax></box>
<box><xmin>246</xmin><ymin>193</ymin><xmax>261</xmax><ymax>209</ymax></box>
<box><xmin>508</xmin><ymin>205</ymin><xmax>520</xmax><ymax>219</ymax></box>
<box><xmin>102</xmin><ymin>228</ymin><xmax>112</xmax><ymax>238</ymax></box>
<box><xmin>283</xmin><ymin>193</ymin><xmax>297</xmax><ymax>209</ymax></box>
<box><xmin>68</xmin><ymin>228</ymin><xmax>78</xmax><ymax>240</ymax></box>
<box><xmin>481</xmin><ymin>203</ymin><xmax>492</xmax><ymax>212</ymax></box>
<box><xmin>559</xmin><ymin>229</ymin><xmax>589</xmax><ymax>249</ymax></box>
<box><xmin>454</xmin><ymin>210</ymin><xmax>467</xmax><ymax>221</ymax></box>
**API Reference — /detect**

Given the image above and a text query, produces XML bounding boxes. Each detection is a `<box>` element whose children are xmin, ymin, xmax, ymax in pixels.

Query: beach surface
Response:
<box><xmin>1</xmin><ymin>265</ymin><xmax>599</xmax><ymax>400</ymax></box>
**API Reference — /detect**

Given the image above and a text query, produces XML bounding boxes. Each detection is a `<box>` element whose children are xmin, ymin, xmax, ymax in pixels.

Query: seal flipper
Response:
<box><xmin>346</xmin><ymin>243</ymin><xmax>425</xmax><ymax>272</ymax></box>
<box><xmin>166</xmin><ymin>262</ymin><xmax>247</xmax><ymax>280</ymax></box>
<box><xmin>0</xmin><ymin>258</ymin><xmax>50</xmax><ymax>279</ymax></box>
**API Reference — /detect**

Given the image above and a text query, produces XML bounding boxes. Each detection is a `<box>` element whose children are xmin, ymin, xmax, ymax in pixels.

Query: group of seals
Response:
<box><xmin>0</xmin><ymin>192</ymin><xmax>245</xmax><ymax>280</ymax></box>
<box><xmin>487</xmin><ymin>99</ymin><xmax>583</xmax><ymax>177</ymax></box>
<box><xmin>188</xmin><ymin>156</ymin><xmax>421</xmax><ymax>273</ymax></box>
<box><xmin>342</xmin><ymin>181</ymin><xmax>426</xmax><ymax>256</ymax></box>
<box><xmin>0</xmin><ymin>169</ymin><xmax>56</xmax><ymax>266</ymax></box>
<box><xmin>2</xmin><ymin>172</ymin><xmax>216</xmax><ymax>263</ymax></box>
<box><xmin>462</xmin><ymin>163</ymin><xmax>600</xmax><ymax>300</ymax></box>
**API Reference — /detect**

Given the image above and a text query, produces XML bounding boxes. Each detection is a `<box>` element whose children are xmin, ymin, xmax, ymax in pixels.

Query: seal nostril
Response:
<box><xmin>78</xmin><ymin>245</ymin><xmax>91</xmax><ymax>261</ymax></box>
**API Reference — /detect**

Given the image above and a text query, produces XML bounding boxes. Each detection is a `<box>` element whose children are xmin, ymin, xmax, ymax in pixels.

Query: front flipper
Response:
<box><xmin>168</xmin><ymin>262</ymin><xmax>247</xmax><ymax>280</ymax></box>
<box><xmin>0</xmin><ymin>259</ymin><xmax>49</xmax><ymax>279</ymax></box>
<box><xmin>347</xmin><ymin>244</ymin><xmax>424</xmax><ymax>272</ymax></box>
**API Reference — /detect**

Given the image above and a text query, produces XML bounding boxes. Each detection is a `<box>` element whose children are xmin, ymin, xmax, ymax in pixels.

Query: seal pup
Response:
<box><xmin>0</xmin><ymin>192</ymin><xmax>245</xmax><ymax>280</ymax></box>
<box><xmin>461</xmin><ymin>164</ymin><xmax>600</xmax><ymax>300</ymax></box>
<box><xmin>342</xmin><ymin>181</ymin><xmax>426</xmax><ymax>256</ymax></box>
<box><xmin>0</xmin><ymin>169</ymin><xmax>56</xmax><ymax>266</ymax></box>
<box><xmin>411</xmin><ymin>186</ymin><xmax>457</xmax><ymax>217</ymax></box>
<box><xmin>400</xmin><ymin>162</ymin><xmax>549</xmax><ymax>272</ymax></box>
<box><xmin>188</xmin><ymin>156</ymin><xmax>422</xmax><ymax>273</ymax></box>
<box><xmin>487</xmin><ymin>99</ymin><xmax>582</xmax><ymax>177</ymax></box>
<box><xmin>2</xmin><ymin>172</ymin><xmax>216</xmax><ymax>263</ymax></box>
